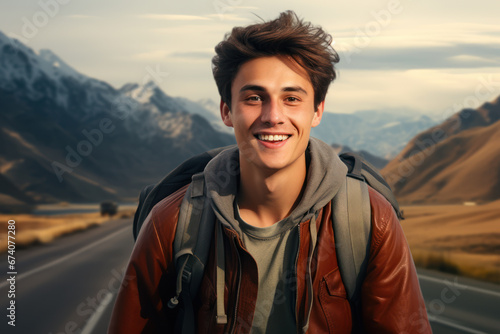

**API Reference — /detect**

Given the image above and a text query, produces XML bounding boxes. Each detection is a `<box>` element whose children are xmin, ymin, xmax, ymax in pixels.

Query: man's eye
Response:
<box><xmin>286</xmin><ymin>97</ymin><xmax>300</xmax><ymax>102</ymax></box>
<box><xmin>247</xmin><ymin>96</ymin><xmax>262</xmax><ymax>102</ymax></box>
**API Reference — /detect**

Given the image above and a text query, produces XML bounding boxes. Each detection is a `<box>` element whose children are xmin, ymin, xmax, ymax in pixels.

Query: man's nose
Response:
<box><xmin>260</xmin><ymin>99</ymin><xmax>285</xmax><ymax>125</ymax></box>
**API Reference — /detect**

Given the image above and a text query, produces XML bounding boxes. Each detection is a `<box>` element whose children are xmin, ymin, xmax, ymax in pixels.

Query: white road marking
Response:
<box><xmin>429</xmin><ymin>315</ymin><xmax>488</xmax><ymax>334</ymax></box>
<box><xmin>418</xmin><ymin>274</ymin><xmax>500</xmax><ymax>298</ymax></box>
<box><xmin>0</xmin><ymin>225</ymin><xmax>129</xmax><ymax>289</ymax></box>
<box><xmin>80</xmin><ymin>292</ymin><xmax>114</xmax><ymax>334</ymax></box>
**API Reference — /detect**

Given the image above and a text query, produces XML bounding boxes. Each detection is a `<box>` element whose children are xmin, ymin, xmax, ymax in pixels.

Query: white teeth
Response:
<box><xmin>258</xmin><ymin>134</ymin><xmax>289</xmax><ymax>142</ymax></box>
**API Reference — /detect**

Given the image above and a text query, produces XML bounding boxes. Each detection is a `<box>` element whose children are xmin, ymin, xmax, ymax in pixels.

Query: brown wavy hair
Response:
<box><xmin>212</xmin><ymin>10</ymin><xmax>339</xmax><ymax>110</ymax></box>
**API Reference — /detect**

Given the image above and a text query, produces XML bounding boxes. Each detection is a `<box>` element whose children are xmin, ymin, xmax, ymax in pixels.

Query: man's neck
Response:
<box><xmin>237</xmin><ymin>156</ymin><xmax>307</xmax><ymax>228</ymax></box>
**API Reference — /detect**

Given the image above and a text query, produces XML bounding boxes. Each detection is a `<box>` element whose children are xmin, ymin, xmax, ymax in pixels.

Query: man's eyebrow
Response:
<box><xmin>282</xmin><ymin>86</ymin><xmax>307</xmax><ymax>95</ymax></box>
<box><xmin>239</xmin><ymin>85</ymin><xmax>307</xmax><ymax>94</ymax></box>
<box><xmin>239</xmin><ymin>85</ymin><xmax>266</xmax><ymax>93</ymax></box>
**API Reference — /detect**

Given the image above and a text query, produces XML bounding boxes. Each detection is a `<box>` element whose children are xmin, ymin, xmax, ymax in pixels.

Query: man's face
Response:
<box><xmin>221</xmin><ymin>56</ymin><xmax>324</xmax><ymax>173</ymax></box>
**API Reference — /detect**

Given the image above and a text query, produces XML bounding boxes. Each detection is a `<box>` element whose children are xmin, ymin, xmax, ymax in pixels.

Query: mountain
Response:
<box><xmin>173</xmin><ymin>96</ymin><xmax>232</xmax><ymax>134</ymax></box>
<box><xmin>196</xmin><ymin>98</ymin><xmax>220</xmax><ymax>118</ymax></box>
<box><xmin>393</xmin><ymin>96</ymin><xmax>500</xmax><ymax>162</ymax></box>
<box><xmin>331</xmin><ymin>144</ymin><xmax>389</xmax><ymax>170</ymax></box>
<box><xmin>0</xmin><ymin>31</ymin><xmax>234</xmax><ymax>207</ymax></box>
<box><xmin>119</xmin><ymin>81</ymin><xmax>187</xmax><ymax>113</ymax></box>
<box><xmin>381</xmin><ymin>96</ymin><xmax>500</xmax><ymax>204</ymax></box>
<box><xmin>312</xmin><ymin>110</ymin><xmax>437</xmax><ymax>158</ymax></box>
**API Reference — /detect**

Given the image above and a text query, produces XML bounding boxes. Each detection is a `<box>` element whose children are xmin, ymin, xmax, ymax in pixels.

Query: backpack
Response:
<box><xmin>132</xmin><ymin>145</ymin><xmax>403</xmax><ymax>333</ymax></box>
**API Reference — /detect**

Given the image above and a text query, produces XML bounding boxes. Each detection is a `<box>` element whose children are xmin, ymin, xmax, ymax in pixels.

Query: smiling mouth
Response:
<box><xmin>256</xmin><ymin>134</ymin><xmax>291</xmax><ymax>142</ymax></box>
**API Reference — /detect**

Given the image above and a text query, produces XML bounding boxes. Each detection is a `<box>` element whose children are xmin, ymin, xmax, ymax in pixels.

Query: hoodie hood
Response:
<box><xmin>204</xmin><ymin>137</ymin><xmax>348</xmax><ymax>234</ymax></box>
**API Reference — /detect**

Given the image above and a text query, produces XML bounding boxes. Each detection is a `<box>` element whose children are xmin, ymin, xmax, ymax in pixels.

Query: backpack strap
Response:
<box><xmin>328</xmin><ymin>150</ymin><xmax>409</xmax><ymax>331</ymax></box>
<box><xmin>334</xmin><ymin>152</ymin><xmax>402</xmax><ymax>304</ymax></box>
<box><xmin>169</xmin><ymin>172</ymin><xmax>216</xmax><ymax>334</ymax></box>
<box><xmin>216</xmin><ymin>221</ymin><xmax>228</xmax><ymax>324</ymax></box>
<box><xmin>332</xmin><ymin>175</ymin><xmax>371</xmax><ymax>303</ymax></box>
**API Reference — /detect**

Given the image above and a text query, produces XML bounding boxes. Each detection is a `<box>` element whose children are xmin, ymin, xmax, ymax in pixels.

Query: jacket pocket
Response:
<box><xmin>319</xmin><ymin>268</ymin><xmax>352</xmax><ymax>333</ymax></box>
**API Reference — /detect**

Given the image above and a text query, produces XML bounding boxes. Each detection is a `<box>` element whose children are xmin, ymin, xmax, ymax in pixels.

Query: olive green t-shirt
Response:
<box><xmin>235</xmin><ymin>204</ymin><xmax>299</xmax><ymax>334</ymax></box>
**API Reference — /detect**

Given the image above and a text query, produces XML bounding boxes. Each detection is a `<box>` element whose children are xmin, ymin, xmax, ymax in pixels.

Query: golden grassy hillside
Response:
<box><xmin>383</xmin><ymin>120</ymin><xmax>500</xmax><ymax>204</ymax></box>
<box><xmin>401</xmin><ymin>200</ymin><xmax>500</xmax><ymax>283</ymax></box>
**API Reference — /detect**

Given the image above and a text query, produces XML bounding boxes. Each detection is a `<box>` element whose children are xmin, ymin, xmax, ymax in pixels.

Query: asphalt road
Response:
<box><xmin>0</xmin><ymin>217</ymin><xmax>134</xmax><ymax>334</ymax></box>
<box><xmin>419</xmin><ymin>269</ymin><xmax>500</xmax><ymax>334</ymax></box>
<box><xmin>1</xmin><ymin>218</ymin><xmax>499</xmax><ymax>334</ymax></box>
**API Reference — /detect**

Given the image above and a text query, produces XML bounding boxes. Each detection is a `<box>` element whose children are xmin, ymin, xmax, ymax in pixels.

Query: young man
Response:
<box><xmin>109</xmin><ymin>11</ymin><xmax>431</xmax><ymax>334</ymax></box>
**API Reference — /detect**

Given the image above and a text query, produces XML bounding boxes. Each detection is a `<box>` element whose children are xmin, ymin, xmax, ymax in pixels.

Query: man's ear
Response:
<box><xmin>311</xmin><ymin>100</ymin><xmax>325</xmax><ymax>128</ymax></box>
<box><xmin>220</xmin><ymin>99</ymin><xmax>233</xmax><ymax>127</ymax></box>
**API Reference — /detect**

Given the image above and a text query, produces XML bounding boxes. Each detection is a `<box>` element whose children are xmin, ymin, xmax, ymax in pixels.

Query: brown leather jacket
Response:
<box><xmin>108</xmin><ymin>185</ymin><xmax>431</xmax><ymax>333</ymax></box>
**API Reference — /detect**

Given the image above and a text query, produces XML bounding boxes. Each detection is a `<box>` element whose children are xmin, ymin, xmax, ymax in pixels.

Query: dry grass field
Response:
<box><xmin>0</xmin><ymin>208</ymin><xmax>135</xmax><ymax>253</ymax></box>
<box><xmin>401</xmin><ymin>200</ymin><xmax>500</xmax><ymax>284</ymax></box>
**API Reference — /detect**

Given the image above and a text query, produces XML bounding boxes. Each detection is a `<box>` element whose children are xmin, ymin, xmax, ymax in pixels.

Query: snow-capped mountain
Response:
<box><xmin>0</xmin><ymin>31</ymin><xmax>116</xmax><ymax>115</ymax></box>
<box><xmin>0</xmin><ymin>31</ymin><xmax>234</xmax><ymax>206</ymax></box>
<box><xmin>120</xmin><ymin>81</ymin><xmax>186</xmax><ymax>114</ymax></box>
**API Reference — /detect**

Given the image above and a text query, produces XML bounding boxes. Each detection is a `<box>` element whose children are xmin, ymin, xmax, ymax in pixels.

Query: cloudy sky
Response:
<box><xmin>1</xmin><ymin>0</ymin><xmax>500</xmax><ymax>120</ymax></box>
